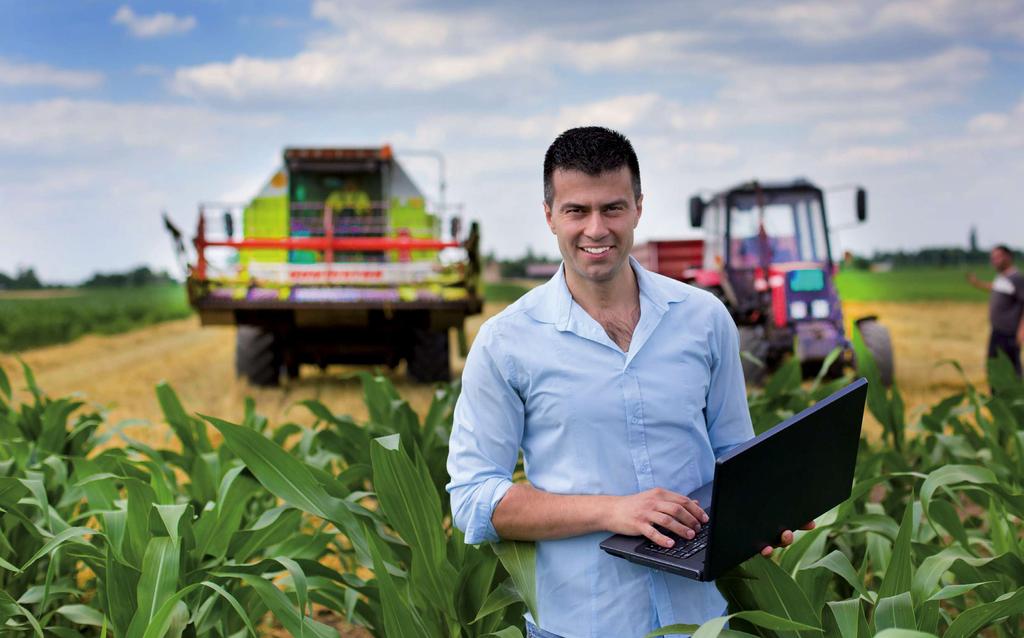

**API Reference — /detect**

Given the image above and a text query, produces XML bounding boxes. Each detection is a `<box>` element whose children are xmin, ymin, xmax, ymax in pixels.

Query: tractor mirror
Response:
<box><xmin>856</xmin><ymin>188</ymin><xmax>867</xmax><ymax>222</ymax></box>
<box><xmin>689</xmin><ymin>196</ymin><xmax>705</xmax><ymax>228</ymax></box>
<box><xmin>450</xmin><ymin>216</ymin><xmax>462</xmax><ymax>240</ymax></box>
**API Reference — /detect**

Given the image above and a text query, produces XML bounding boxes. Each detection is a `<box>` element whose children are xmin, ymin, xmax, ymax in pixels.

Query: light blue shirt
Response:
<box><xmin>446</xmin><ymin>257</ymin><xmax>754</xmax><ymax>638</ymax></box>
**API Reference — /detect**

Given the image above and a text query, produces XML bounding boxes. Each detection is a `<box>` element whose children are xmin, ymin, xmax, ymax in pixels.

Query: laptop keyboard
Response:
<box><xmin>638</xmin><ymin>523</ymin><xmax>711</xmax><ymax>560</ymax></box>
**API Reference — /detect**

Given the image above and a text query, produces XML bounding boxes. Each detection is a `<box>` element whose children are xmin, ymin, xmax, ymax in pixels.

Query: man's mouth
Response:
<box><xmin>580</xmin><ymin>246</ymin><xmax>612</xmax><ymax>255</ymax></box>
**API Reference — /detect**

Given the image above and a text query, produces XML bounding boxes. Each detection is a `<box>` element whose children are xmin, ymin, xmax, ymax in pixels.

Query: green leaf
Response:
<box><xmin>140</xmin><ymin>581</ymin><xmax>258</xmax><ymax>638</ymax></box>
<box><xmin>925</xmin><ymin>581</ymin><xmax>994</xmax><ymax>603</ymax></box>
<box><xmin>493</xmin><ymin>540</ymin><xmax>540</xmax><ymax>624</ymax></box>
<box><xmin>364</xmin><ymin>523</ymin><xmax>432</xmax><ymax>637</ymax></box>
<box><xmin>241</xmin><ymin>573</ymin><xmax>337</xmax><ymax>638</ymax></box>
<box><xmin>126</xmin><ymin>537</ymin><xmax>181</xmax><ymax>638</ymax></box>
<box><xmin>370</xmin><ymin>434</ymin><xmax>456</xmax><ymax>616</ymax></box>
<box><xmin>824</xmin><ymin>599</ymin><xmax>863</xmax><ymax>638</ymax></box>
<box><xmin>0</xmin><ymin>590</ymin><xmax>44</xmax><ymax>637</ymax></box>
<box><xmin>873</xmin><ymin>631</ymin><xmax>938</xmax><ymax>638</ymax></box>
<box><xmin>803</xmin><ymin>550</ymin><xmax>871</xmax><ymax>601</ymax></box>
<box><xmin>0</xmin><ymin>363</ymin><xmax>11</xmax><ymax>400</ymax></box>
<box><xmin>877</xmin><ymin>501</ymin><xmax>914</xmax><ymax>600</ymax></box>
<box><xmin>472</xmin><ymin>579</ymin><xmax>522</xmax><ymax>624</ymax></box>
<box><xmin>943</xmin><ymin>586</ymin><xmax>1024</xmax><ymax>638</ymax></box>
<box><xmin>925</xmin><ymin>499</ymin><xmax>968</xmax><ymax>548</ymax></box>
<box><xmin>649</xmin><ymin>611</ymin><xmax>821</xmax><ymax>638</ymax></box>
<box><xmin>874</xmin><ymin>592</ymin><xmax>915</xmax><ymax>632</ymax></box>
<box><xmin>919</xmin><ymin>465</ymin><xmax>996</xmax><ymax>515</ymax></box>
<box><xmin>740</xmin><ymin>556</ymin><xmax>821</xmax><ymax>637</ymax></box>
<box><xmin>19</xmin><ymin>526</ymin><xmax>95</xmax><ymax>571</ymax></box>
<box><xmin>56</xmin><ymin>604</ymin><xmax>106</xmax><ymax>626</ymax></box>
<box><xmin>482</xmin><ymin>628</ymin><xmax>525</xmax><ymax>638</ymax></box>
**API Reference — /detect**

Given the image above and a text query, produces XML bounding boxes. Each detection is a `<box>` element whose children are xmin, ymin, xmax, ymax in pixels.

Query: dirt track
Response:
<box><xmin>0</xmin><ymin>300</ymin><xmax>989</xmax><ymax>446</ymax></box>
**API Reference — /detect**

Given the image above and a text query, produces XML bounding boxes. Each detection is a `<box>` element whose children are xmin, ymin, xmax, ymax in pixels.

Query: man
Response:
<box><xmin>446</xmin><ymin>127</ymin><xmax>801</xmax><ymax>638</ymax></box>
<box><xmin>968</xmin><ymin>245</ymin><xmax>1024</xmax><ymax>376</ymax></box>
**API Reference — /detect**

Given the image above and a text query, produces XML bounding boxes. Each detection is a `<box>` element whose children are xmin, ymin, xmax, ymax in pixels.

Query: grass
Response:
<box><xmin>834</xmin><ymin>266</ymin><xmax>991</xmax><ymax>302</ymax></box>
<box><xmin>0</xmin><ymin>284</ymin><xmax>192</xmax><ymax>352</ymax></box>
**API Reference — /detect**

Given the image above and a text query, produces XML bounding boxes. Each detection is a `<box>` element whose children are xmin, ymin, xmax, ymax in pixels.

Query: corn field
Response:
<box><xmin>0</xmin><ymin>327</ymin><xmax>1021</xmax><ymax>637</ymax></box>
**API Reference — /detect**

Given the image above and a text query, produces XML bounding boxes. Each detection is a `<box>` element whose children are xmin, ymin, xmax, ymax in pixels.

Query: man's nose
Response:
<box><xmin>583</xmin><ymin>212</ymin><xmax>608</xmax><ymax>238</ymax></box>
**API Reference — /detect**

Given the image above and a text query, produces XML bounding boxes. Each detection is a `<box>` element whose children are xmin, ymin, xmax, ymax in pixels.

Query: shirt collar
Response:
<box><xmin>525</xmin><ymin>255</ymin><xmax>690</xmax><ymax>329</ymax></box>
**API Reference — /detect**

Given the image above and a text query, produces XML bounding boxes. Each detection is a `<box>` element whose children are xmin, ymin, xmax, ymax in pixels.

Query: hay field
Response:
<box><xmin>0</xmin><ymin>299</ymin><xmax>989</xmax><ymax>446</ymax></box>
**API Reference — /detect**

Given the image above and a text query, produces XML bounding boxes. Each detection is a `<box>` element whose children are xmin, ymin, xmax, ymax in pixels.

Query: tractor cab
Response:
<box><xmin>689</xmin><ymin>179</ymin><xmax>888</xmax><ymax>383</ymax></box>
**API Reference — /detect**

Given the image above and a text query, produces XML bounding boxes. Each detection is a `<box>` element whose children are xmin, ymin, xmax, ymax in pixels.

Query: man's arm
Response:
<box><xmin>493</xmin><ymin>484</ymin><xmax>708</xmax><ymax>548</ymax></box>
<box><xmin>966</xmin><ymin>272</ymin><xmax>991</xmax><ymax>292</ymax></box>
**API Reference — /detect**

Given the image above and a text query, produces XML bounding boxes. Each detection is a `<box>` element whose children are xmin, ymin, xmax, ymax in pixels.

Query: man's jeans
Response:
<box><xmin>988</xmin><ymin>331</ymin><xmax>1022</xmax><ymax>377</ymax></box>
<box><xmin>526</xmin><ymin>621</ymin><xmax>564</xmax><ymax>638</ymax></box>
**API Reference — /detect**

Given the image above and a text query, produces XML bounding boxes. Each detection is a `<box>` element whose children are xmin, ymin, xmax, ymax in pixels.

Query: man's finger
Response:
<box><xmin>779</xmin><ymin>530</ymin><xmax>795</xmax><ymax>546</ymax></box>
<box><xmin>659</xmin><ymin>503</ymin><xmax>700</xmax><ymax>532</ymax></box>
<box><xmin>643</xmin><ymin>524</ymin><xmax>676</xmax><ymax>548</ymax></box>
<box><xmin>801</xmin><ymin>521</ymin><xmax>816</xmax><ymax>531</ymax></box>
<box><xmin>658</xmin><ymin>492</ymin><xmax>708</xmax><ymax>522</ymax></box>
<box><xmin>760</xmin><ymin>545</ymin><xmax>774</xmax><ymax>557</ymax></box>
<box><xmin>653</xmin><ymin>513</ymin><xmax>695</xmax><ymax>540</ymax></box>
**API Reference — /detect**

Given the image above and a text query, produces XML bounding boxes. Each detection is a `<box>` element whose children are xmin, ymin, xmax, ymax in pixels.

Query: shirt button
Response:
<box><xmin>631</xmin><ymin>417</ymin><xmax>640</xmax><ymax>424</ymax></box>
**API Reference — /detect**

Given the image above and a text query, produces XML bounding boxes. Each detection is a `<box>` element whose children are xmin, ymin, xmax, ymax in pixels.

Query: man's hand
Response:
<box><xmin>608</xmin><ymin>488</ymin><xmax>708</xmax><ymax>548</ymax></box>
<box><xmin>759</xmin><ymin>521</ymin><xmax>817</xmax><ymax>556</ymax></box>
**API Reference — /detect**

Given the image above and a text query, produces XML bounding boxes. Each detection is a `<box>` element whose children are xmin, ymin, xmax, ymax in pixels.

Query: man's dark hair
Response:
<box><xmin>543</xmin><ymin>126</ymin><xmax>641</xmax><ymax>206</ymax></box>
<box><xmin>994</xmin><ymin>244</ymin><xmax>1013</xmax><ymax>258</ymax></box>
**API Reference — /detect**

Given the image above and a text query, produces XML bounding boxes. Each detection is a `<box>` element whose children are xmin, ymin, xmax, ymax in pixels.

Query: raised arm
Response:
<box><xmin>966</xmin><ymin>272</ymin><xmax>991</xmax><ymax>292</ymax></box>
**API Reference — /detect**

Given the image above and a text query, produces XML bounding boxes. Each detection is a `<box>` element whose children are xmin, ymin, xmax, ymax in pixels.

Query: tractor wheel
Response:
<box><xmin>738</xmin><ymin>326</ymin><xmax>770</xmax><ymax>386</ymax></box>
<box><xmin>856</xmin><ymin>318</ymin><xmax>894</xmax><ymax>387</ymax></box>
<box><xmin>236</xmin><ymin>326</ymin><xmax>281</xmax><ymax>387</ymax></box>
<box><xmin>407</xmin><ymin>328</ymin><xmax>451</xmax><ymax>383</ymax></box>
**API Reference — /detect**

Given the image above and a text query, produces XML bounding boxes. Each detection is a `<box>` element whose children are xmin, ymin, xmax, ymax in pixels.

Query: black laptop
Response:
<box><xmin>600</xmin><ymin>377</ymin><xmax>867</xmax><ymax>581</ymax></box>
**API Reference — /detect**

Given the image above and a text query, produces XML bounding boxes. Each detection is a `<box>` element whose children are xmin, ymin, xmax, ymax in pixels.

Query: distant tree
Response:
<box><xmin>80</xmin><ymin>266</ymin><xmax>176</xmax><ymax>288</ymax></box>
<box><xmin>0</xmin><ymin>267</ymin><xmax>44</xmax><ymax>290</ymax></box>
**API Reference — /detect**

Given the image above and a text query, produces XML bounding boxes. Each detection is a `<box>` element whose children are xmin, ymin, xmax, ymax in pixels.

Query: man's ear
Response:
<box><xmin>634</xmin><ymin>194</ymin><xmax>644</xmax><ymax>228</ymax></box>
<box><xmin>544</xmin><ymin>201</ymin><xmax>555</xmax><ymax>233</ymax></box>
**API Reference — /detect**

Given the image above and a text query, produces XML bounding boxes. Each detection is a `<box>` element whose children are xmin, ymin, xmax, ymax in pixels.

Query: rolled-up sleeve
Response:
<box><xmin>706</xmin><ymin>303</ymin><xmax>755</xmax><ymax>457</ymax></box>
<box><xmin>446</xmin><ymin>320</ymin><xmax>525</xmax><ymax>544</ymax></box>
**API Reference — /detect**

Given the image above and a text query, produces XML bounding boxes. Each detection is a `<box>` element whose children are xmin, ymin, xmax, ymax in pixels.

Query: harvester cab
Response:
<box><xmin>689</xmin><ymin>179</ymin><xmax>892</xmax><ymax>385</ymax></box>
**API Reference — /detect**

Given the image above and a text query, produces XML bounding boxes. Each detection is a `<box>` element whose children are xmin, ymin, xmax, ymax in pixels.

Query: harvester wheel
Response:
<box><xmin>236</xmin><ymin>326</ymin><xmax>281</xmax><ymax>387</ymax></box>
<box><xmin>407</xmin><ymin>328</ymin><xmax>451</xmax><ymax>383</ymax></box>
<box><xmin>856</xmin><ymin>318</ymin><xmax>894</xmax><ymax>387</ymax></box>
<box><xmin>738</xmin><ymin>326</ymin><xmax>769</xmax><ymax>385</ymax></box>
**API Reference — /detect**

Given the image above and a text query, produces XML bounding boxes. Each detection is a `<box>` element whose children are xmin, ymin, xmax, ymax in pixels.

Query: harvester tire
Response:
<box><xmin>856</xmin><ymin>318</ymin><xmax>894</xmax><ymax>387</ymax></box>
<box><xmin>738</xmin><ymin>326</ymin><xmax>769</xmax><ymax>386</ymax></box>
<box><xmin>407</xmin><ymin>328</ymin><xmax>451</xmax><ymax>383</ymax></box>
<box><xmin>236</xmin><ymin>326</ymin><xmax>281</xmax><ymax>387</ymax></box>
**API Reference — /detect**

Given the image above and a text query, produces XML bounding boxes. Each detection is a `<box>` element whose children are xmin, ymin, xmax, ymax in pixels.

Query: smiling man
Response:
<box><xmin>446</xmin><ymin>127</ymin><xmax>789</xmax><ymax>638</ymax></box>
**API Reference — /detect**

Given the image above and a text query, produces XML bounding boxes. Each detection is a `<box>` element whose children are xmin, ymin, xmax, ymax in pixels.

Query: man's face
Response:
<box><xmin>544</xmin><ymin>166</ymin><xmax>642</xmax><ymax>285</ymax></box>
<box><xmin>991</xmin><ymin>248</ymin><xmax>1012</xmax><ymax>272</ymax></box>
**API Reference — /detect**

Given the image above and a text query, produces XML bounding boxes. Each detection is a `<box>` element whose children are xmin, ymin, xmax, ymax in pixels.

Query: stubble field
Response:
<box><xmin>0</xmin><ymin>298</ymin><xmax>989</xmax><ymax>447</ymax></box>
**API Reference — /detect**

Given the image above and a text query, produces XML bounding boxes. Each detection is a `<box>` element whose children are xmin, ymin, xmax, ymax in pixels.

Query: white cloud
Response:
<box><xmin>0</xmin><ymin>99</ymin><xmax>278</xmax><ymax>156</ymax></box>
<box><xmin>171</xmin><ymin>1</ymin><xmax>707</xmax><ymax>101</ymax></box>
<box><xmin>112</xmin><ymin>5</ymin><xmax>196</xmax><ymax>39</ymax></box>
<box><xmin>812</xmin><ymin>118</ymin><xmax>907</xmax><ymax>142</ymax></box>
<box><xmin>0</xmin><ymin>58</ymin><xmax>103</xmax><ymax>89</ymax></box>
<box><xmin>731</xmin><ymin>0</ymin><xmax>1024</xmax><ymax>43</ymax></box>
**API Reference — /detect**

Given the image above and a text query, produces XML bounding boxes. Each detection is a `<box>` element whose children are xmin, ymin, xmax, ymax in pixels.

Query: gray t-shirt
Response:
<box><xmin>990</xmin><ymin>269</ymin><xmax>1024</xmax><ymax>335</ymax></box>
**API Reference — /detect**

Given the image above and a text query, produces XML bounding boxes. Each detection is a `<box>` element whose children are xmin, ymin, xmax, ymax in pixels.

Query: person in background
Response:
<box><xmin>968</xmin><ymin>245</ymin><xmax>1024</xmax><ymax>377</ymax></box>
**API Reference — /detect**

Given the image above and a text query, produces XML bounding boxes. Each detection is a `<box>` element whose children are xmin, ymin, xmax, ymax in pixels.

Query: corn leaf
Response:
<box><xmin>873</xmin><ymin>592</ymin><xmax>915</xmax><ymax>632</ymax></box>
<box><xmin>740</xmin><ymin>556</ymin><xmax>820</xmax><ymax>637</ymax></box>
<box><xmin>877</xmin><ymin>502</ymin><xmax>914</xmax><ymax>599</ymax></box>
<box><xmin>493</xmin><ymin>540</ymin><xmax>540</xmax><ymax>624</ymax></box>
<box><xmin>824</xmin><ymin>598</ymin><xmax>863</xmax><ymax>638</ymax></box>
<box><xmin>943</xmin><ymin>586</ymin><xmax>1024</xmax><ymax>638</ymax></box>
<box><xmin>364</xmin><ymin>522</ymin><xmax>432</xmax><ymax>637</ymax></box>
<box><xmin>803</xmin><ymin>550</ymin><xmax>871</xmax><ymax>602</ymax></box>
<box><xmin>126</xmin><ymin>537</ymin><xmax>181</xmax><ymax>638</ymax></box>
<box><xmin>873</xmin><ymin>631</ymin><xmax>938</xmax><ymax>638</ymax></box>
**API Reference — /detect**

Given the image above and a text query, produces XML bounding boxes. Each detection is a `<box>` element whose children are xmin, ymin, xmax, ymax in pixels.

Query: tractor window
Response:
<box><xmin>728</xmin><ymin>192</ymin><xmax>828</xmax><ymax>267</ymax></box>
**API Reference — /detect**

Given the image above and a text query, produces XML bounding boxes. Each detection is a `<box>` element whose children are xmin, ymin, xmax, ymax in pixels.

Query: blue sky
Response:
<box><xmin>2</xmin><ymin>0</ymin><xmax>1023</xmax><ymax>283</ymax></box>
